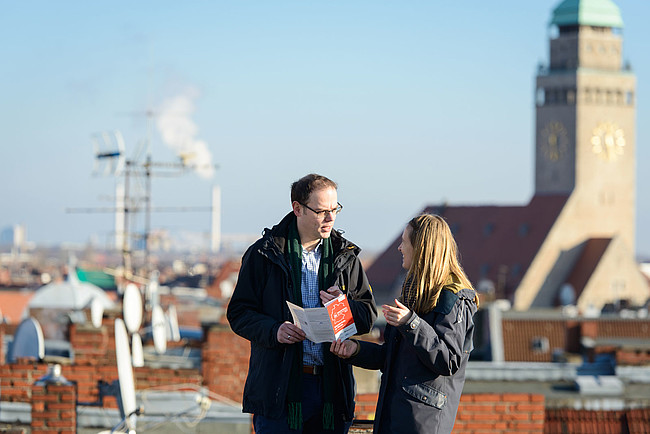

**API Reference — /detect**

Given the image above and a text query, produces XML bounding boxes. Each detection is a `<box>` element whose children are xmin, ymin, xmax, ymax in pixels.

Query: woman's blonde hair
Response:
<box><xmin>404</xmin><ymin>214</ymin><xmax>477</xmax><ymax>314</ymax></box>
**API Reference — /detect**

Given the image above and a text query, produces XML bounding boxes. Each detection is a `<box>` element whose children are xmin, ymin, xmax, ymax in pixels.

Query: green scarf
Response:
<box><xmin>287</xmin><ymin>219</ymin><xmax>336</xmax><ymax>430</ymax></box>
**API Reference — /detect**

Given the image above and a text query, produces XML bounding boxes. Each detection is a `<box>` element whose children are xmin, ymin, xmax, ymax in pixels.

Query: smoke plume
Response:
<box><xmin>156</xmin><ymin>88</ymin><xmax>215</xmax><ymax>179</ymax></box>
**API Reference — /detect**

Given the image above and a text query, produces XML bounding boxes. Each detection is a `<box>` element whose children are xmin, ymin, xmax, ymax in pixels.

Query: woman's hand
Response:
<box><xmin>382</xmin><ymin>299</ymin><xmax>412</xmax><ymax>327</ymax></box>
<box><xmin>330</xmin><ymin>338</ymin><xmax>358</xmax><ymax>359</ymax></box>
<box><xmin>277</xmin><ymin>321</ymin><xmax>306</xmax><ymax>344</ymax></box>
<box><xmin>320</xmin><ymin>285</ymin><xmax>342</xmax><ymax>304</ymax></box>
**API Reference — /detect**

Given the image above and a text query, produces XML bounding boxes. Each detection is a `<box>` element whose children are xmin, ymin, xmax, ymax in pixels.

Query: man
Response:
<box><xmin>227</xmin><ymin>173</ymin><xmax>377</xmax><ymax>433</ymax></box>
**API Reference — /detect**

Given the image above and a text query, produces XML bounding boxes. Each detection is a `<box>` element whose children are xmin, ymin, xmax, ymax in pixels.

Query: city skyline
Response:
<box><xmin>1</xmin><ymin>0</ymin><xmax>649</xmax><ymax>258</ymax></box>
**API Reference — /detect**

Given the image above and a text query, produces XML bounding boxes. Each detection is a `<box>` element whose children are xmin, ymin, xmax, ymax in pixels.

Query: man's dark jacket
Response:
<box><xmin>226</xmin><ymin>212</ymin><xmax>377</xmax><ymax>422</ymax></box>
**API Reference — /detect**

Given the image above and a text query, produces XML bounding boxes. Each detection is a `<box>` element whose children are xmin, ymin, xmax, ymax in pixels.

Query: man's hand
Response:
<box><xmin>277</xmin><ymin>321</ymin><xmax>306</xmax><ymax>344</ymax></box>
<box><xmin>330</xmin><ymin>338</ymin><xmax>358</xmax><ymax>359</ymax></box>
<box><xmin>320</xmin><ymin>285</ymin><xmax>342</xmax><ymax>304</ymax></box>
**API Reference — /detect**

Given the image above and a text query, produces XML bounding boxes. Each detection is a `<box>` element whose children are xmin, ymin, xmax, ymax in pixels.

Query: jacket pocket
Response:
<box><xmin>402</xmin><ymin>381</ymin><xmax>447</xmax><ymax>409</ymax></box>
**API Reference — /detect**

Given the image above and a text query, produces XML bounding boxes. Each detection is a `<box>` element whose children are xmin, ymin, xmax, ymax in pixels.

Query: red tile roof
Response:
<box><xmin>0</xmin><ymin>290</ymin><xmax>35</xmax><ymax>324</ymax></box>
<box><xmin>502</xmin><ymin>318</ymin><xmax>572</xmax><ymax>362</ymax></box>
<box><xmin>367</xmin><ymin>194</ymin><xmax>569</xmax><ymax>305</ymax></box>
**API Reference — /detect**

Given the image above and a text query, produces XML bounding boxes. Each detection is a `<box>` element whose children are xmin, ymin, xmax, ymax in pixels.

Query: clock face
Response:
<box><xmin>591</xmin><ymin>121</ymin><xmax>625</xmax><ymax>162</ymax></box>
<box><xmin>540</xmin><ymin>121</ymin><xmax>569</xmax><ymax>161</ymax></box>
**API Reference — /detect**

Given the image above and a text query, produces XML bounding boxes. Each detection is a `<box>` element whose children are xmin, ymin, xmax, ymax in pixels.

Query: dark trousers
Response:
<box><xmin>253</xmin><ymin>373</ymin><xmax>352</xmax><ymax>434</ymax></box>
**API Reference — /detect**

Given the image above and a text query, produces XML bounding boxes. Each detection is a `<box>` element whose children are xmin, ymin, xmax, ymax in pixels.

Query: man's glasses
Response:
<box><xmin>300</xmin><ymin>202</ymin><xmax>343</xmax><ymax>219</ymax></box>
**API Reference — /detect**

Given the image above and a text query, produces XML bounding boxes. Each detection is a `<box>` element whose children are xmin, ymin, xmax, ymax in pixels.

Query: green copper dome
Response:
<box><xmin>551</xmin><ymin>0</ymin><xmax>624</xmax><ymax>28</ymax></box>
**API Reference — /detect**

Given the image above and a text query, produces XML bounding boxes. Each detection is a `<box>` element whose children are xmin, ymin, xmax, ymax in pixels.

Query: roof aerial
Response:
<box><xmin>551</xmin><ymin>0</ymin><xmax>624</xmax><ymax>28</ymax></box>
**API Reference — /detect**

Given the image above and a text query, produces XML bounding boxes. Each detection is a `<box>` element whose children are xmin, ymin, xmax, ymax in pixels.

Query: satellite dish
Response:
<box><xmin>114</xmin><ymin>318</ymin><xmax>137</xmax><ymax>431</ymax></box>
<box><xmin>7</xmin><ymin>318</ymin><xmax>45</xmax><ymax>363</ymax></box>
<box><xmin>90</xmin><ymin>297</ymin><xmax>104</xmax><ymax>328</ymax></box>
<box><xmin>219</xmin><ymin>279</ymin><xmax>235</xmax><ymax>299</ymax></box>
<box><xmin>166</xmin><ymin>305</ymin><xmax>181</xmax><ymax>342</ymax></box>
<box><xmin>146</xmin><ymin>270</ymin><xmax>160</xmax><ymax>309</ymax></box>
<box><xmin>559</xmin><ymin>283</ymin><xmax>576</xmax><ymax>306</ymax></box>
<box><xmin>123</xmin><ymin>283</ymin><xmax>143</xmax><ymax>334</ymax></box>
<box><xmin>151</xmin><ymin>305</ymin><xmax>167</xmax><ymax>354</ymax></box>
<box><xmin>131</xmin><ymin>334</ymin><xmax>144</xmax><ymax>368</ymax></box>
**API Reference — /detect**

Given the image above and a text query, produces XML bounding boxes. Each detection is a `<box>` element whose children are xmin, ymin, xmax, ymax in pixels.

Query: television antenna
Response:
<box><xmin>92</xmin><ymin>131</ymin><xmax>126</xmax><ymax>176</ymax></box>
<box><xmin>67</xmin><ymin>109</ymin><xmax>217</xmax><ymax>282</ymax></box>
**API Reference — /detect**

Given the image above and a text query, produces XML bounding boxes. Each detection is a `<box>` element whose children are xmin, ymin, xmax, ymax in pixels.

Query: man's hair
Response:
<box><xmin>404</xmin><ymin>214</ymin><xmax>477</xmax><ymax>314</ymax></box>
<box><xmin>291</xmin><ymin>174</ymin><xmax>338</xmax><ymax>204</ymax></box>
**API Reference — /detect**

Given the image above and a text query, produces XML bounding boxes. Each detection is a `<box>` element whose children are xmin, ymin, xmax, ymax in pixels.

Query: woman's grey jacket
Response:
<box><xmin>349</xmin><ymin>283</ymin><xmax>478</xmax><ymax>434</ymax></box>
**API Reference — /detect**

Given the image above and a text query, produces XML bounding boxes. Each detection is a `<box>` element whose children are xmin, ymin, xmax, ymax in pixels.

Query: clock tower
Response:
<box><xmin>534</xmin><ymin>0</ymin><xmax>637</xmax><ymax>251</ymax></box>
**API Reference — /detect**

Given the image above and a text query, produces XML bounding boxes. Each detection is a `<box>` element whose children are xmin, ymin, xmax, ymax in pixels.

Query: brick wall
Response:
<box><xmin>31</xmin><ymin>380</ymin><xmax>76</xmax><ymax>434</ymax></box>
<box><xmin>0</xmin><ymin>361</ymin><xmax>48</xmax><ymax>402</ymax></box>
<box><xmin>0</xmin><ymin>322</ymin><xmax>4</xmax><ymax>364</ymax></box>
<box><xmin>351</xmin><ymin>392</ymin><xmax>547</xmax><ymax>433</ymax></box>
<box><xmin>455</xmin><ymin>393</ymin><xmax>545</xmax><ymax>433</ymax></box>
<box><xmin>1</xmin><ymin>312</ymin><xmax>203</xmax><ymax>409</ymax></box>
<box><xmin>354</xmin><ymin>393</ymin><xmax>378</xmax><ymax>421</ymax></box>
<box><xmin>615</xmin><ymin>348</ymin><xmax>650</xmax><ymax>366</ymax></box>
<box><xmin>201</xmin><ymin>323</ymin><xmax>250</xmax><ymax>403</ymax></box>
<box><xmin>355</xmin><ymin>394</ymin><xmax>650</xmax><ymax>433</ymax></box>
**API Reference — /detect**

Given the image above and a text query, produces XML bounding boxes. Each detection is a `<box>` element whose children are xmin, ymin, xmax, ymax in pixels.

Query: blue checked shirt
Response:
<box><xmin>301</xmin><ymin>241</ymin><xmax>324</xmax><ymax>366</ymax></box>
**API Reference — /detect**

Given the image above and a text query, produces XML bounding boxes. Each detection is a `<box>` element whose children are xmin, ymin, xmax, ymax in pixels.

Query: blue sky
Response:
<box><xmin>1</xmin><ymin>1</ymin><xmax>649</xmax><ymax>259</ymax></box>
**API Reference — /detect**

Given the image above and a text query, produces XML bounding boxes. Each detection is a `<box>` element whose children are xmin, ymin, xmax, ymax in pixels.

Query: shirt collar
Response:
<box><xmin>303</xmin><ymin>239</ymin><xmax>323</xmax><ymax>255</ymax></box>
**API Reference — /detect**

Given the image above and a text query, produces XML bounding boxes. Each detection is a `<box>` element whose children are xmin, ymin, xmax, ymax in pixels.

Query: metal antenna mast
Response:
<box><xmin>67</xmin><ymin>114</ymin><xmax>216</xmax><ymax>282</ymax></box>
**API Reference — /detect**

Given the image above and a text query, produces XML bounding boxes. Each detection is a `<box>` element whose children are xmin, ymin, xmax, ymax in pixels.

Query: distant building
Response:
<box><xmin>368</xmin><ymin>0</ymin><xmax>650</xmax><ymax>312</ymax></box>
<box><xmin>0</xmin><ymin>224</ymin><xmax>26</xmax><ymax>249</ymax></box>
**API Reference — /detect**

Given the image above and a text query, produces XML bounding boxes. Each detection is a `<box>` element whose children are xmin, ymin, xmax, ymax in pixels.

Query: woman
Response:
<box><xmin>330</xmin><ymin>214</ymin><xmax>479</xmax><ymax>434</ymax></box>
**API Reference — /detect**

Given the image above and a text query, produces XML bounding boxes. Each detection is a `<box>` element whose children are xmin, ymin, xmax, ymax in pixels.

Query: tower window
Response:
<box><xmin>547</xmin><ymin>90</ymin><xmax>556</xmax><ymax>105</ymax></box>
<box><xmin>536</xmin><ymin>88</ymin><xmax>546</xmax><ymax>106</ymax></box>
<box><xmin>567</xmin><ymin>89</ymin><xmax>576</xmax><ymax>105</ymax></box>
<box><xmin>595</xmin><ymin>89</ymin><xmax>603</xmax><ymax>104</ymax></box>
<box><xmin>626</xmin><ymin>91</ymin><xmax>634</xmax><ymax>106</ymax></box>
<box><xmin>483</xmin><ymin>223</ymin><xmax>495</xmax><ymax>236</ymax></box>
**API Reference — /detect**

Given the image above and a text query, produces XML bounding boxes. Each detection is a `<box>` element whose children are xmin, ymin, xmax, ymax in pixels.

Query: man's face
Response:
<box><xmin>294</xmin><ymin>187</ymin><xmax>338</xmax><ymax>245</ymax></box>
